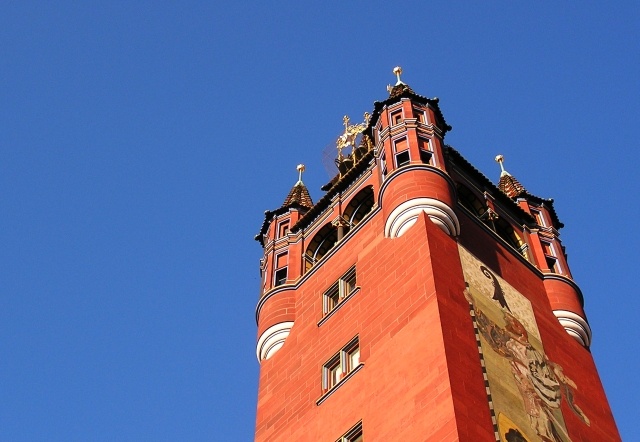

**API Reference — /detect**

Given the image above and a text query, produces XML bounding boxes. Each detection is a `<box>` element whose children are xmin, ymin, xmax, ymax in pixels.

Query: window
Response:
<box><xmin>393</xmin><ymin>137</ymin><xmax>410</xmax><ymax>168</ymax></box>
<box><xmin>457</xmin><ymin>183</ymin><xmax>487</xmax><ymax>217</ymax></box>
<box><xmin>336</xmin><ymin>422</ymin><xmax>363</xmax><ymax>442</ymax></box>
<box><xmin>390</xmin><ymin>109</ymin><xmax>402</xmax><ymax>125</ymax></box>
<box><xmin>323</xmin><ymin>337</ymin><xmax>360</xmax><ymax>391</ymax></box>
<box><xmin>380</xmin><ymin>153</ymin><xmax>387</xmax><ymax>179</ymax></box>
<box><xmin>277</xmin><ymin>220</ymin><xmax>289</xmax><ymax>238</ymax></box>
<box><xmin>531</xmin><ymin>208</ymin><xmax>547</xmax><ymax>227</ymax></box>
<box><xmin>413</xmin><ymin>107</ymin><xmax>425</xmax><ymax>123</ymax></box>
<box><xmin>274</xmin><ymin>253</ymin><xmax>288</xmax><ymax>286</ymax></box>
<box><xmin>274</xmin><ymin>268</ymin><xmax>287</xmax><ymax>286</ymax></box>
<box><xmin>323</xmin><ymin>266</ymin><xmax>357</xmax><ymax>315</ymax></box>
<box><xmin>395</xmin><ymin>150</ymin><xmax>410</xmax><ymax>167</ymax></box>
<box><xmin>305</xmin><ymin>224</ymin><xmax>339</xmax><ymax>270</ymax></box>
<box><xmin>343</xmin><ymin>187</ymin><xmax>375</xmax><ymax>227</ymax></box>
<box><xmin>542</xmin><ymin>241</ymin><xmax>558</xmax><ymax>273</ymax></box>
<box><xmin>418</xmin><ymin>138</ymin><xmax>432</xmax><ymax>165</ymax></box>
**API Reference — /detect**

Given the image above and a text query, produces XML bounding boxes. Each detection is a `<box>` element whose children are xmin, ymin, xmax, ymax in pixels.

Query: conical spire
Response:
<box><xmin>495</xmin><ymin>155</ymin><xmax>527</xmax><ymax>199</ymax></box>
<box><xmin>282</xmin><ymin>164</ymin><xmax>313</xmax><ymax>209</ymax></box>
<box><xmin>387</xmin><ymin>66</ymin><xmax>416</xmax><ymax>98</ymax></box>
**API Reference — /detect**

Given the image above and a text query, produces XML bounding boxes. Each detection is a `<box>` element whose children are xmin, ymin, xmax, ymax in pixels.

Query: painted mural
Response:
<box><xmin>458</xmin><ymin>245</ymin><xmax>590</xmax><ymax>442</ymax></box>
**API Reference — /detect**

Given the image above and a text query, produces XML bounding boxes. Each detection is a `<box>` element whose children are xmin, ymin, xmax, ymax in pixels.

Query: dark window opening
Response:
<box><xmin>323</xmin><ymin>266</ymin><xmax>358</xmax><ymax>316</ymax></box>
<box><xmin>493</xmin><ymin>218</ymin><xmax>526</xmax><ymax>257</ymax></box>
<box><xmin>306</xmin><ymin>224</ymin><xmax>339</xmax><ymax>270</ymax></box>
<box><xmin>395</xmin><ymin>150</ymin><xmax>410</xmax><ymax>167</ymax></box>
<box><xmin>325</xmin><ymin>283</ymin><xmax>340</xmax><ymax>313</ymax></box>
<box><xmin>343</xmin><ymin>186</ymin><xmax>375</xmax><ymax>227</ymax></box>
<box><xmin>456</xmin><ymin>183</ymin><xmax>487</xmax><ymax>217</ymax></box>
<box><xmin>419</xmin><ymin>149</ymin><xmax>432</xmax><ymax>164</ymax></box>
<box><xmin>274</xmin><ymin>267</ymin><xmax>287</xmax><ymax>286</ymax></box>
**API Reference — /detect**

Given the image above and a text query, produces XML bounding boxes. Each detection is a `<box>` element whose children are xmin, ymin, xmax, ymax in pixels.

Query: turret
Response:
<box><xmin>495</xmin><ymin>155</ymin><xmax>591</xmax><ymax>347</ymax></box>
<box><xmin>370</xmin><ymin>67</ymin><xmax>460</xmax><ymax>238</ymax></box>
<box><xmin>254</xmin><ymin>165</ymin><xmax>313</xmax><ymax>360</ymax></box>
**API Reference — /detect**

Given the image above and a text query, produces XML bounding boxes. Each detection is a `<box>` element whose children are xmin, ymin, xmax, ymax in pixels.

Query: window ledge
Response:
<box><xmin>316</xmin><ymin>363</ymin><xmax>364</xmax><ymax>406</ymax></box>
<box><xmin>318</xmin><ymin>287</ymin><xmax>361</xmax><ymax>327</ymax></box>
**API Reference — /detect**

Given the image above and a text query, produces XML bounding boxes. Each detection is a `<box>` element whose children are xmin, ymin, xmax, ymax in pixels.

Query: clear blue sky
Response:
<box><xmin>1</xmin><ymin>2</ymin><xmax>638</xmax><ymax>441</ymax></box>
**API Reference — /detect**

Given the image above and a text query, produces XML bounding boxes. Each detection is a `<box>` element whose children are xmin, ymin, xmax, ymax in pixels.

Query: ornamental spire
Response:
<box><xmin>495</xmin><ymin>154</ymin><xmax>527</xmax><ymax>199</ymax></box>
<box><xmin>387</xmin><ymin>66</ymin><xmax>416</xmax><ymax>97</ymax></box>
<box><xmin>393</xmin><ymin>66</ymin><xmax>404</xmax><ymax>85</ymax></box>
<box><xmin>282</xmin><ymin>164</ymin><xmax>313</xmax><ymax>209</ymax></box>
<box><xmin>495</xmin><ymin>154</ymin><xmax>509</xmax><ymax>177</ymax></box>
<box><xmin>296</xmin><ymin>164</ymin><xmax>305</xmax><ymax>185</ymax></box>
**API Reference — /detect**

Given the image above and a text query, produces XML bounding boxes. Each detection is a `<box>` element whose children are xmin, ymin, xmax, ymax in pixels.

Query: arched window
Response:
<box><xmin>343</xmin><ymin>186</ymin><xmax>375</xmax><ymax>227</ymax></box>
<box><xmin>457</xmin><ymin>182</ymin><xmax>528</xmax><ymax>260</ymax></box>
<box><xmin>494</xmin><ymin>217</ymin><xmax>527</xmax><ymax>258</ymax></box>
<box><xmin>456</xmin><ymin>183</ymin><xmax>486</xmax><ymax>217</ymax></box>
<box><xmin>305</xmin><ymin>224</ymin><xmax>338</xmax><ymax>270</ymax></box>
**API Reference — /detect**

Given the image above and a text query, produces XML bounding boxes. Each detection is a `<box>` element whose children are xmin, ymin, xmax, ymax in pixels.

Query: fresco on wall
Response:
<box><xmin>458</xmin><ymin>245</ymin><xmax>590</xmax><ymax>442</ymax></box>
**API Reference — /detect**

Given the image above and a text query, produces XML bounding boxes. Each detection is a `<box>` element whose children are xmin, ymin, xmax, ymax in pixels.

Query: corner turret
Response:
<box><xmin>495</xmin><ymin>155</ymin><xmax>591</xmax><ymax>347</ymax></box>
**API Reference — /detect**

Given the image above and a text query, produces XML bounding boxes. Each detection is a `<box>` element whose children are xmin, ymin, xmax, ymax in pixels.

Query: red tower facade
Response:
<box><xmin>254</xmin><ymin>69</ymin><xmax>619</xmax><ymax>441</ymax></box>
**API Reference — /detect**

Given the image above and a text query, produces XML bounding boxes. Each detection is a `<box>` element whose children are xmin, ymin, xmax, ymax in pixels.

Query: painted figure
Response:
<box><xmin>465</xmin><ymin>285</ymin><xmax>589</xmax><ymax>442</ymax></box>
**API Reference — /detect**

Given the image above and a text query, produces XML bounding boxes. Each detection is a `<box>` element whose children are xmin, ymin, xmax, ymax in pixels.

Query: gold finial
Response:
<box><xmin>393</xmin><ymin>66</ymin><xmax>403</xmax><ymax>85</ymax></box>
<box><xmin>296</xmin><ymin>164</ymin><xmax>306</xmax><ymax>184</ymax></box>
<box><xmin>495</xmin><ymin>154</ymin><xmax>509</xmax><ymax>177</ymax></box>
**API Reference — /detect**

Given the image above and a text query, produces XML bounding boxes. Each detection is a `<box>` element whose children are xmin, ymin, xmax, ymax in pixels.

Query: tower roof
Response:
<box><xmin>255</xmin><ymin>166</ymin><xmax>314</xmax><ymax>244</ymax></box>
<box><xmin>282</xmin><ymin>182</ymin><xmax>313</xmax><ymax>209</ymax></box>
<box><xmin>495</xmin><ymin>154</ymin><xmax>527</xmax><ymax>198</ymax></box>
<box><xmin>370</xmin><ymin>73</ymin><xmax>452</xmax><ymax>136</ymax></box>
<box><xmin>493</xmin><ymin>154</ymin><xmax>564</xmax><ymax>229</ymax></box>
<box><xmin>498</xmin><ymin>173</ymin><xmax>527</xmax><ymax>199</ymax></box>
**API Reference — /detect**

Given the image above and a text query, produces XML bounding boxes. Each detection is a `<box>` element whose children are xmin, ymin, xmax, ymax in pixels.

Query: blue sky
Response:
<box><xmin>1</xmin><ymin>2</ymin><xmax>638</xmax><ymax>441</ymax></box>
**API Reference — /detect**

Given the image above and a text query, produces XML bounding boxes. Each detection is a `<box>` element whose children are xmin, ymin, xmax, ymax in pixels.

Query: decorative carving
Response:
<box><xmin>337</xmin><ymin>114</ymin><xmax>370</xmax><ymax>154</ymax></box>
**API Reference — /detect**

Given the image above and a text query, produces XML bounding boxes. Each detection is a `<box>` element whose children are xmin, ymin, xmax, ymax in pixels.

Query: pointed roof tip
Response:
<box><xmin>281</xmin><ymin>163</ymin><xmax>313</xmax><ymax>209</ymax></box>
<box><xmin>393</xmin><ymin>66</ymin><xmax>404</xmax><ymax>86</ymax></box>
<box><xmin>494</xmin><ymin>154</ymin><xmax>523</xmax><ymax>197</ymax></box>
<box><xmin>387</xmin><ymin>66</ymin><xmax>416</xmax><ymax>98</ymax></box>
<box><xmin>282</xmin><ymin>180</ymin><xmax>313</xmax><ymax>209</ymax></box>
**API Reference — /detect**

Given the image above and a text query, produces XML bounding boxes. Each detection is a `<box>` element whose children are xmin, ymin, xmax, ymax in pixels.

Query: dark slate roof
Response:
<box><xmin>368</xmin><ymin>83</ymin><xmax>452</xmax><ymax>137</ymax></box>
<box><xmin>445</xmin><ymin>146</ymin><xmax>563</xmax><ymax>229</ymax></box>
<box><xmin>254</xmin><ymin>182</ymin><xmax>314</xmax><ymax>245</ymax></box>
<box><xmin>444</xmin><ymin>146</ymin><xmax>535</xmax><ymax>224</ymax></box>
<box><xmin>283</xmin><ymin>182</ymin><xmax>313</xmax><ymax>209</ymax></box>
<box><xmin>291</xmin><ymin>149</ymin><xmax>375</xmax><ymax>234</ymax></box>
<box><xmin>496</xmin><ymin>169</ymin><xmax>563</xmax><ymax>229</ymax></box>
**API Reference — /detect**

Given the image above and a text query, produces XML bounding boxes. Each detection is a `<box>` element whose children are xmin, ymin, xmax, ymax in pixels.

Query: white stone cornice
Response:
<box><xmin>385</xmin><ymin>197</ymin><xmax>460</xmax><ymax>238</ymax></box>
<box><xmin>256</xmin><ymin>321</ymin><xmax>294</xmax><ymax>361</ymax></box>
<box><xmin>553</xmin><ymin>310</ymin><xmax>592</xmax><ymax>347</ymax></box>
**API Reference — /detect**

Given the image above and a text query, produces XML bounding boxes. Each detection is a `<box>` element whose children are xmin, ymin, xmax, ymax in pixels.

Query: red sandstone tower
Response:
<box><xmin>254</xmin><ymin>68</ymin><xmax>619</xmax><ymax>442</ymax></box>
